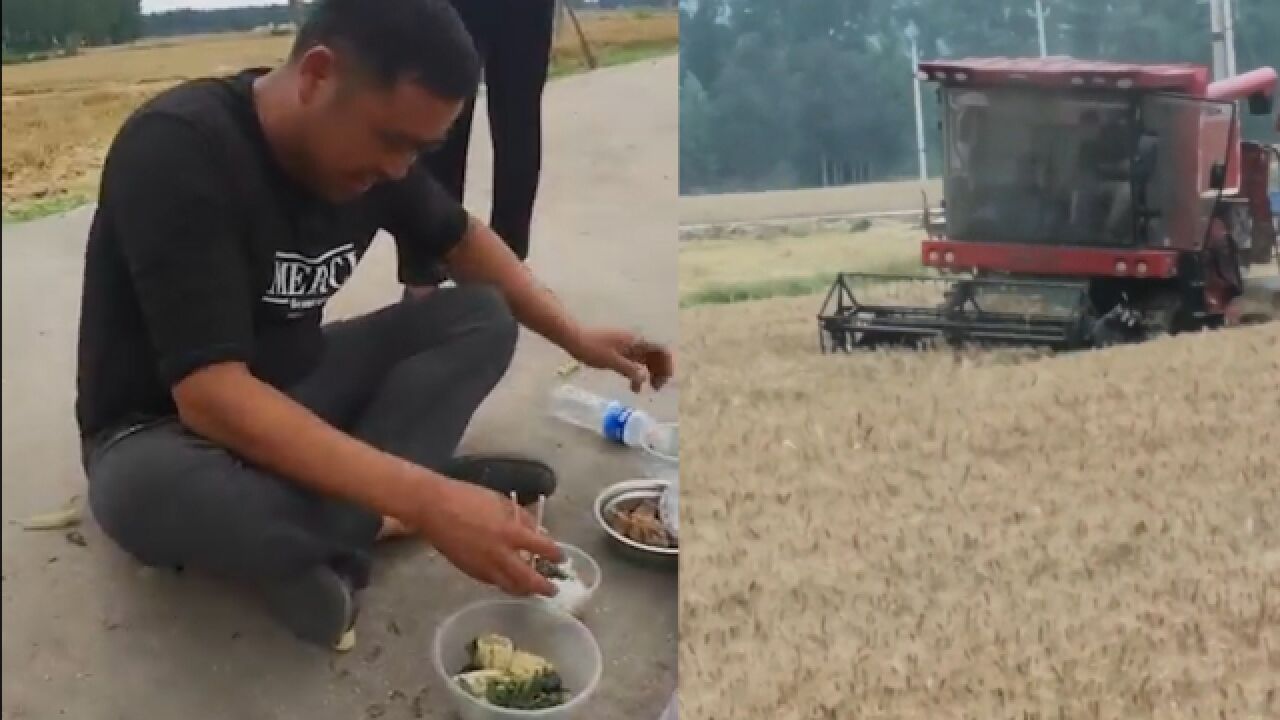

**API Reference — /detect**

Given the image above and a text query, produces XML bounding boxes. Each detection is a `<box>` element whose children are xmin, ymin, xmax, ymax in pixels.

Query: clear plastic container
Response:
<box><xmin>535</xmin><ymin>542</ymin><xmax>601</xmax><ymax>618</ymax></box>
<box><xmin>433</xmin><ymin>598</ymin><xmax>603</xmax><ymax>720</ymax></box>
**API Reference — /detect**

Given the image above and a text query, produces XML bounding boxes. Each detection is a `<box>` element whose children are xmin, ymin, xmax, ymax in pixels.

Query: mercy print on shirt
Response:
<box><xmin>262</xmin><ymin>243</ymin><xmax>360</xmax><ymax>317</ymax></box>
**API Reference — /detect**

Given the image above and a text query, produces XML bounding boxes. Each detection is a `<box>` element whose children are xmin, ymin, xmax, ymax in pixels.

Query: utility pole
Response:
<box><xmin>905</xmin><ymin>22</ymin><xmax>927</xmax><ymax>183</ymax></box>
<box><xmin>1208</xmin><ymin>0</ymin><xmax>1228</xmax><ymax>79</ymax></box>
<box><xmin>1208</xmin><ymin>0</ymin><xmax>1237</xmax><ymax>81</ymax></box>
<box><xmin>1222</xmin><ymin>0</ymin><xmax>1237</xmax><ymax>77</ymax></box>
<box><xmin>1033</xmin><ymin>0</ymin><xmax>1048</xmax><ymax>57</ymax></box>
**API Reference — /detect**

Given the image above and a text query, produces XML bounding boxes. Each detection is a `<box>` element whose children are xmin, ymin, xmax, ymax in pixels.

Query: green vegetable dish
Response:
<box><xmin>454</xmin><ymin>634</ymin><xmax>570</xmax><ymax>710</ymax></box>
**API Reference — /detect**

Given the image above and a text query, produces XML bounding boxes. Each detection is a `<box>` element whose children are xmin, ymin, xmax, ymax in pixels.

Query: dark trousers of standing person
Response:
<box><xmin>81</xmin><ymin>286</ymin><xmax>544</xmax><ymax>642</ymax></box>
<box><xmin>418</xmin><ymin>0</ymin><xmax>557</xmax><ymax>286</ymax></box>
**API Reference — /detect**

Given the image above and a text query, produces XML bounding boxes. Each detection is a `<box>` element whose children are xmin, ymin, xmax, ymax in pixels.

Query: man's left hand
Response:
<box><xmin>569</xmin><ymin>328</ymin><xmax>674</xmax><ymax>393</ymax></box>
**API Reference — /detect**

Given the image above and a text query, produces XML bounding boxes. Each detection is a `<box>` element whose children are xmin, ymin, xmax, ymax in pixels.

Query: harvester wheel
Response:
<box><xmin>1090</xmin><ymin>319</ymin><xmax>1127</xmax><ymax>348</ymax></box>
<box><xmin>1137</xmin><ymin>292</ymin><xmax>1182</xmax><ymax>340</ymax></box>
<box><xmin>1066</xmin><ymin>304</ymin><xmax>1099</xmax><ymax>349</ymax></box>
<box><xmin>1089</xmin><ymin>292</ymin><xmax>1179</xmax><ymax>347</ymax></box>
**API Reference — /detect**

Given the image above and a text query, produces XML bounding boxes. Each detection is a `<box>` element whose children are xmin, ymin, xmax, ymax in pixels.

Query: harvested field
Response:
<box><xmin>678</xmin><ymin>291</ymin><xmax>1280</xmax><ymax>719</ymax></box>
<box><xmin>1</xmin><ymin>10</ymin><xmax>677</xmax><ymax>216</ymax></box>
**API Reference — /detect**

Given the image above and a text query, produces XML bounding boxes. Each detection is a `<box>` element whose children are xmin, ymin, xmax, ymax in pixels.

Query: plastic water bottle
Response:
<box><xmin>550</xmin><ymin>384</ymin><xmax>661</xmax><ymax>449</ymax></box>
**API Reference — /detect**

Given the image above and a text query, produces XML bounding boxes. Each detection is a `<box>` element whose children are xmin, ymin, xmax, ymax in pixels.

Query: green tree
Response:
<box><xmin>2</xmin><ymin>0</ymin><xmax>141</xmax><ymax>54</ymax></box>
<box><xmin>706</xmin><ymin>32</ymin><xmax>800</xmax><ymax>189</ymax></box>
<box><xmin>679</xmin><ymin>72</ymin><xmax>718</xmax><ymax>192</ymax></box>
<box><xmin>679</xmin><ymin>0</ymin><xmax>728</xmax><ymax>92</ymax></box>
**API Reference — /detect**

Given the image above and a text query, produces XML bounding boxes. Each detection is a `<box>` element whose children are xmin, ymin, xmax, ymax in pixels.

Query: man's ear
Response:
<box><xmin>296</xmin><ymin>45</ymin><xmax>338</xmax><ymax>106</ymax></box>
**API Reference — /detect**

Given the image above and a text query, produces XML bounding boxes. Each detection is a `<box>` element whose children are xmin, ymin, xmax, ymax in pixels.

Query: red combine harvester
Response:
<box><xmin>819</xmin><ymin>57</ymin><xmax>1278</xmax><ymax>351</ymax></box>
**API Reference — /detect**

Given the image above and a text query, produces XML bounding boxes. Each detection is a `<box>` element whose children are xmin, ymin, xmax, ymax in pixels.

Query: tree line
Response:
<box><xmin>680</xmin><ymin>0</ymin><xmax>1280</xmax><ymax>195</ymax></box>
<box><xmin>142</xmin><ymin>5</ymin><xmax>298</xmax><ymax>39</ymax></box>
<box><xmin>3</xmin><ymin>0</ymin><xmax>142</xmax><ymax>55</ymax></box>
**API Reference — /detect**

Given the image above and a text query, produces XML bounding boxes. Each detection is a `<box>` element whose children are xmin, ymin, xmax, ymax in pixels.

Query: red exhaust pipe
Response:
<box><xmin>1207</xmin><ymin>66</ymin><xmax>1278</xmax><ymax>103</ymax></box>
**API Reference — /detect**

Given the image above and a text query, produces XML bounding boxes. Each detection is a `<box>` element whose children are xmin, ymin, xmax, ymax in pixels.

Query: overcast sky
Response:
<box><xmin>141</xmin><ymin>0</ymin><xmax>286</xmax><ymax>12</ymax></box>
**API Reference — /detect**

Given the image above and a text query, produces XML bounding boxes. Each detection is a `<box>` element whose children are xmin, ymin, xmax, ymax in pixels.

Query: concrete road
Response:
<box><xmin>1</xmin><ymin>55</ymin><xmax>678</xmax><ymax>720</ymax></box>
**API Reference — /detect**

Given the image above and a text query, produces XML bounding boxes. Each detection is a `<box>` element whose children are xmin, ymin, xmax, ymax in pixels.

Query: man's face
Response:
<box><xmin>293</xmin><ymin>46</ymin><xmax>464</xmax><ymax>203</ymax></box>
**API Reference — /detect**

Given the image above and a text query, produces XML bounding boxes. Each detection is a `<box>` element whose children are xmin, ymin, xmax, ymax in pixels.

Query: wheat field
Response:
<box><xmin>678</xmin><ymin>291</ymin><xmax>1280</xmax><ymax>719</ymax></box>
<box><xmin>1</xmin><ymin>10</ymin><xmax>677</xmax><ymax>213</ymax></box>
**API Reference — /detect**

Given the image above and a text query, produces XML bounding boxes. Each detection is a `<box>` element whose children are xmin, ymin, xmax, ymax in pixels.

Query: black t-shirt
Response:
<box><xmin>75</xmin><ymin>68</ymin><xmax>469</xmax><ymax>443</ymax></box>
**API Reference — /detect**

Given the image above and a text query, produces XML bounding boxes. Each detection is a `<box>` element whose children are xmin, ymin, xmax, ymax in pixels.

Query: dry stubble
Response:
<box><xmin>679</xmin><ymin>294</ymin><xmax>1280</xmax><ymax>719</ymax></box>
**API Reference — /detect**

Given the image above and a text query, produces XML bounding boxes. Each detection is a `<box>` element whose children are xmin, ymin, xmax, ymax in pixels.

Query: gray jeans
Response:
<box><xmin>83</xmin><ymin>285</ymin><xmax>517</xmax><ymax>590</ymax></box>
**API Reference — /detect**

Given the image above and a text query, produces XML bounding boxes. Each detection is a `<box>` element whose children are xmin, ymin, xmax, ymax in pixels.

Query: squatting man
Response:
<box><xmin>73</xmin><ymin>0</ymin><xmax>673</xmax><ymax>649</ymax></box>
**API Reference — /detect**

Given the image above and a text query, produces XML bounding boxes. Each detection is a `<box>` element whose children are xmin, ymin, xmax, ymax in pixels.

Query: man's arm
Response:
<box><xmin>173</xmin><ymin>367</ymin><xmax>434</xmax><ymax>521</ymax></box>
<box><xmin>443</xmin><ymin>216</ymin><xmax>585</xmax><ymax>353</ymax></box>
<box><xmin>378</xmin><ymin>164</ymin><xmax>672</xmax><ymax>391</ymax></box>
<box><xmin>443</xmin><ymin>216</ymin><xmax>673</xmax><ymax>391</ymax></box>
<box><xmin>106</xmin><ymin>114</ymin><xmax>558</xmax><ymax>595</ymax></box>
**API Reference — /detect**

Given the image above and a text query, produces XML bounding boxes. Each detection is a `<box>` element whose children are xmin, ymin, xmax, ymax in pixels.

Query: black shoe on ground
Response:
<box><xmin>258</xmin><ymin>565</ymin><xmax>357</xmax><ymax>649</ymax></box>
<box><xmin>441</xmin><ymin>454</ymin><xmax>557</xmax><ymax>506</ymax></box>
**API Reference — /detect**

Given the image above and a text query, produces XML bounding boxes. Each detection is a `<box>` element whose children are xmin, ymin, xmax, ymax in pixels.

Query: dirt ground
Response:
<box><xmin>678</xmin><ymin>291</ymin><xmax>1280</xmax><ymax>719</ymax></box>
<box><xmin>679</xmin><ymin>178</ymin><xmax>943</xmax><ymax>226</ymax></box>
<box><xmin>1</xmin><ymin>9</ymin><xmax>677</xmax><ymax>212</ymax></box>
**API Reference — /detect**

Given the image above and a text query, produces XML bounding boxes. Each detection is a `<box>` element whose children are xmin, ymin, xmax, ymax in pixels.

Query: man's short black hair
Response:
<box><xmin>291</xmin><ymin>0</ymin><xmax>481</xmax><ymax>101</ymax></box>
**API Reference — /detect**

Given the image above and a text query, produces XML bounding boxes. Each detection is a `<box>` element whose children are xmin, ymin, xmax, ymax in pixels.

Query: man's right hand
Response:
<box><xmin>414</xmin><ymin>475</ymin><xmax>565</xmax><ymax>597</ymax></box>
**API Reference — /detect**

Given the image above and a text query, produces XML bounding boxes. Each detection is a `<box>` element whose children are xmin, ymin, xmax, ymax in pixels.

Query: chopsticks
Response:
<box><xmin>511</xmin><ymin>491</ymin><xmax>548</xmax><ymax>568</ymax></box>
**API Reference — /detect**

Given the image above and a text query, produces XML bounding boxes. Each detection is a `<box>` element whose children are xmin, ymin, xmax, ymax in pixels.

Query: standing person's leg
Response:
<box><xmin>420</xmin><ymin>98</ymin><xmax>478</xmax><ymax>206</ymax></box>
<box><xmin>483</xmin><ymin>0</ymin><xmax>557</xmax><ymax>261</ymax></box>
<box><xmin>410</xmin><ymin>0</ymin><xmax>492</xmax><ymax>290</ymax></box>
<box><xmin>419</xmin><ymin>0</ymin><xmax>491</xmax><ymax>204</ymax></box>
<box><xmin>86</xmin><ymin>286</ymin><xmax>552</xmax><ymax>647</ymax></box>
